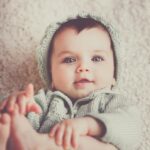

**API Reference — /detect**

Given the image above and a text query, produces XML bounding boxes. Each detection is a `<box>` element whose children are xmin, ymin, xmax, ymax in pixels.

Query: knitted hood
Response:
<box><xmin>36</xmin><ymin>12</ymin><xmax>121</xmax><ymax>89</ymax></box>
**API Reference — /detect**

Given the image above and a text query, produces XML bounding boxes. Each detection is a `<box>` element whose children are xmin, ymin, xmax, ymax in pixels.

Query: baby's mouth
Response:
<box><xmin>74</xmin><ymin>78</ymin><xmax>94</xmax><ymax>88</ymax></box>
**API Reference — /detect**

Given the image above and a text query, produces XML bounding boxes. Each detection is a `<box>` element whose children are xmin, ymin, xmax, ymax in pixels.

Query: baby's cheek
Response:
<box><xmin>95</xmin><ymin>76</ymin><xmax>108</xmax><ymax>87</ymax></box>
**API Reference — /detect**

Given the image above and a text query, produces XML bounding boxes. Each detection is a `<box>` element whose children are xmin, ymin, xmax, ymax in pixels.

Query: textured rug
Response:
<box><xmin>0</xmin><ymin>0</ymin><xmax>150</xmax><ymax>149</ymax></box>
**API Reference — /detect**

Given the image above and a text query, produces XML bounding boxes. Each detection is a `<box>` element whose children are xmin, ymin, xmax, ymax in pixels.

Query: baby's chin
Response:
<box><xmin>67</xmin><ymin>85</ymin><xmax>112</xmax><ymax>101</ymax></box>
<box><xmin>67</xmin><ymin>89</ymin><xmax>94</xmax><ymax>101</ymax></box>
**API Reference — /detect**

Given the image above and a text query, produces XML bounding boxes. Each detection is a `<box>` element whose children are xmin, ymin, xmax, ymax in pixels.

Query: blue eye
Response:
<box><xmin>63</xmin><ymin>57</ymin><xmax>76</xmax><ymax>63</ymax></box>
<box><xmin>92</xmin><ymin>55</ymin><xmax>104</xmax><ymax>62</ymax></box>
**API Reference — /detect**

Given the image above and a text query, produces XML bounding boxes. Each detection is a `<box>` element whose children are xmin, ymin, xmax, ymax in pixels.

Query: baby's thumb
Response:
<box><xmin>25</xmin><ymin>83</ymin><xmax>34</xmax><ymax>98</ymax></box>
<box><xmin>27</xmin><ymin>103</ymin><xmax>42</xmax><ymax>114</ymax></box>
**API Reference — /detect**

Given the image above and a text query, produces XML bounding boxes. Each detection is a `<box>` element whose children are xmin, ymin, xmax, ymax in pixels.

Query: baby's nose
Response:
<box><xmin>76</xmin><ymin>63</ymin><xmax>90</xmax><ymax>73</ymax></box>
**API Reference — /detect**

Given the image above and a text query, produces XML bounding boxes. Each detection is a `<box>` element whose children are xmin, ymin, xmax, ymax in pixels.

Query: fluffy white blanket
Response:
<box><xmin>0</xmin><ymin>0</ymin><xmax>149</xmax><ymax>149</ymax></box>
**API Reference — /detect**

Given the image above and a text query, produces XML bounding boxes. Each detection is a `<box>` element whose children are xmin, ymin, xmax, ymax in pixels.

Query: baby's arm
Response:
<box><xmin>0</xmin><ymin>84</ymin><xmax>42</xmax><ymax>115</ymax></box>
<box><xmin>42</xmin><ymin>134</ymin><xmax>118</xmax><ymax>150</ymax></box>
<box><xmin>78</xmin><ymin>135</ymin><xmax>118</xmax><ymax>150</ymax></box>
<box><xmin>86</xmin><ymin>95</ymin><xmax>142</xmax><ymax>150</ymax></box>
<box><xmin>49</xmin><ymin>116</ymin><xmax>111</xmax><ymax>149</ymax></box>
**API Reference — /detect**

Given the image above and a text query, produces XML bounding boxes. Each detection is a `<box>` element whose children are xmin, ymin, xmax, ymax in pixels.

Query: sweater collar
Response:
<box><xmin>51</xmin><ymin>87</ymin><xmax>118</xmax><ymax>107</ymax></box>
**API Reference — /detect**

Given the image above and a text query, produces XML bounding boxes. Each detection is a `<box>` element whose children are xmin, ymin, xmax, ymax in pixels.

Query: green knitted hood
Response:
<box><xmin>36</xmin><ymin>12</ymin><xmax>121</xmax><ymax>88</ymax></box>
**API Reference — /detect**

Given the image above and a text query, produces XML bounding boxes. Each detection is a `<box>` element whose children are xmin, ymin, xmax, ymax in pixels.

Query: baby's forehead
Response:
<box><xmin>53</xmin><ymin>27</ymin><xmax>112</xmax><ymax>55</ymax></box>
<box><xmin>53</xmin><ymin>26</ymin><xmax>110</xmax><ymax>44</ymax></box>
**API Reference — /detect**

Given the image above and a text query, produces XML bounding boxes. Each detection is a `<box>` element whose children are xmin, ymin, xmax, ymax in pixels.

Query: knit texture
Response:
<box><xmin>27</xmin><ymin>89</ymin><xmax>142</xmax><ymax>150</ymax></box>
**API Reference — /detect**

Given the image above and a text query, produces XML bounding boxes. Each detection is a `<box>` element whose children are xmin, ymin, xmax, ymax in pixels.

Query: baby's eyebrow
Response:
<box><xmin>57</xmin><ymin>49</ymin><xmax>110</xmax><ymax>57</ymax></box>
<box><xmin>92</xmin><ymin>49</ymin><xmax>110</xmax><ymax>55</ymax></box>
<box><xmin>93</xmin><ymin>49</ymin><xmax>109</xmax><ymax>52</ymax></box>
<box><xmin>57</xmin><ymin>50</ymin><xmax>72</xmax><ymax>57</ymax></box>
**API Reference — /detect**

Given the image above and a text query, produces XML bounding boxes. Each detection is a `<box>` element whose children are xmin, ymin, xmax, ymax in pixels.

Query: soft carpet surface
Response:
<box><xmin>0</xmin><ymin>0</ymin><xmax>149</xmax><ymax>149</ymax></box>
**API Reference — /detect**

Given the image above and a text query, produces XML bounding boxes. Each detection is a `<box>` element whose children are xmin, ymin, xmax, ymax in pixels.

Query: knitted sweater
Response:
<box><xmin>27</xmin><ymin>88</ymin><xmax>141</xmax><ymax>150</ymax></box>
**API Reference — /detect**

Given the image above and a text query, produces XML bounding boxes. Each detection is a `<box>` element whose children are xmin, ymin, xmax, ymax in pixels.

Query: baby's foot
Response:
<box><xmin>9</xmin><ymin>106</ymin><xmax>40</xmax><ymax>150</ymax></box>
<box><xmin>0</xmin><ymin>113</ymin><xmax>10</xmax><ymax>150</ymax></box>
<box><xmin>10</xmin><ymin>106</ymin><xmax>64</xmax><ymax>150</ymax></box>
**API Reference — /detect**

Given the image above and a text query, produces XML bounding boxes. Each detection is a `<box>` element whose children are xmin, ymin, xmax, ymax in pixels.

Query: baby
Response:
<box><xmin>0</xmin><ymin>13</ymin><xmax>141</xmax><ymax>150</ymax></box>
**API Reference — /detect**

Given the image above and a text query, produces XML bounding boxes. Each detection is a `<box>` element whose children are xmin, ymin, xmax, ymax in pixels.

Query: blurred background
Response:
<box><xmin>0</xmin><ymin>0</ymin><xmax>150</xmax><ymax>149</ymax></box>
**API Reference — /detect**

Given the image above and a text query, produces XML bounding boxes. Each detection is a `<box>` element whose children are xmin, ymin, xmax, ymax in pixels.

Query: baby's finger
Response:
<box><xmin>26</xmin><ymin>102</ymin><xmax>42</xmax><ymax>114</ymax></box>
<box><xmin>0</xmin><ymin>99</ymin><xmax>8</xmax><ymax>111</ymax></box>
<box><xmin>63</xmin><ymin>126</ymin><xmax>72</xmax><ymax>149</ymax></box>
<box><xmin>25</xmin><ymin>84</ymin><xmax>34</xmax><ymax>99</ymax></box>
<box><xmin>1</xmin><ymin>113</ymin><xmax>11</xmax><ymax>124</ymax></box>
<box><xmin>11</xmin><ymin>104</ymin><xmax>19</xmax><ymax>116</ymax></box>
<box><xmin>72</xmin><ymin>129</ymin><xmax>78</xmax><ymax>149</ymax></box>
<box><xmin>55</xmin><ymin>124</ymin><xmax>65</xmax><ymax>146</ymax></box>
<box><xmin>7</xmin><ymin>95</ymin><xmax>18</xmax><ymax>113</ymax></box>
<box><xmin>49</xmin><ymin>123</ymin><xmax>59</xmax><ymax>137</ymax></box>
<box><xmin>17</xmin><ymin>95</ymin><xmax>27</xmax><ymax>114</ymax></box>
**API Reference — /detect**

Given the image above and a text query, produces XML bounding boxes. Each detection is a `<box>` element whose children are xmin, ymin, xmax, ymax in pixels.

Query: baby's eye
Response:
<box><xmin>92</xmin><ymin>55</ymin><xmax>104</xmax><ymax>62</ymax></box>
<box><xmin>62</xmin><ymin>57</ymin><xmax>76</xmax><ymax>63</ymax></box>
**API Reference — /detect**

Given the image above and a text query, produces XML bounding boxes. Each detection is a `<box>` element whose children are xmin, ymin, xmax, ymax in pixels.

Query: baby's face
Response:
<box><xmin>50</xmin><ymin>27</ymin><xmax>115</xmax><ymax>100</ymax></box>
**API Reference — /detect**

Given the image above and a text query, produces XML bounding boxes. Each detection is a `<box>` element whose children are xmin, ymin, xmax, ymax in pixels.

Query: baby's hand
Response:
<box><xmin>0</xmin><ymin>84</ymin><xmax>42</xmax><ymax>115</ymax></box>
<box><xmin>49</xmin><ymin>117</ymin><xmax>90</xmax><ymax>150</ymax></box>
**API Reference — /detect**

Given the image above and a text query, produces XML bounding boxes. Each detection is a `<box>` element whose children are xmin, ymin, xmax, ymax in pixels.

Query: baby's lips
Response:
<box><xmin>74</xmin><ymin>78</ymin><xmax>95</xmax><ymax>89</ymax></box>
<box><xmin>74</xmin><ymin>78</ymin><xmax>94</xmax><ymax>84</ymax></box>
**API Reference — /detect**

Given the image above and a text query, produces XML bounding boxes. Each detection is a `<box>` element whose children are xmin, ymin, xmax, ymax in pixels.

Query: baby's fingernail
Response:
<box><xmin>49</xmin><ymin>131</ymin><xmax>55</xmax><ymax>137</ymax></box>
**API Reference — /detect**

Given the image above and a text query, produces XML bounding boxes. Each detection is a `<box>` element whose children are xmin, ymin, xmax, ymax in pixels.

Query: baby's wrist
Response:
<box><xmin>85</xmin><ymin>116</ymin><xmax>106</xmax><ymax>137</ymax></box>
